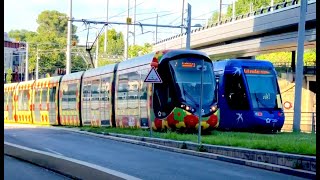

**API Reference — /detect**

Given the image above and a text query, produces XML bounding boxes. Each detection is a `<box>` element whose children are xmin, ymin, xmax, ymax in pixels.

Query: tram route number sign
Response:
<box><xmin>144</xmin><ymin>67</ymin><xmax>162</xmax><ymax>83</ymax></box>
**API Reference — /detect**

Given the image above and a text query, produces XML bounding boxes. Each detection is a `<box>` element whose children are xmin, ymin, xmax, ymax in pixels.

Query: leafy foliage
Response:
<box><xmin>6</xmin><ymin>68</ymin><xmax>12</xmax><ymax>83</ymax></box>
<box><xmin>225</xmin><ymin>0</ymin><xmax>284</xmax><ymax>18</ymax></box>
<box><xmin>256</xmin><ymin>49</ymin><xmax>316</xmax><ymax>65</ymax></box>
<box><xmin>98</xmin><ymin>28</ymin><xmax>125</xmax><ymax>56</ymax></box>
<box><xmin>8</xmin><ymin>29</ymin><xmax>37</xmax><ymax>42</ymax></box>
<box><xmin>128</xmin><ymin>43</ymin><xmax>153</xmax><ymax>58</ymax></box>
<box><xmin>8</xmin><ymin>10</ymin><xmax>86</xmax><ymax>75</ymax></box>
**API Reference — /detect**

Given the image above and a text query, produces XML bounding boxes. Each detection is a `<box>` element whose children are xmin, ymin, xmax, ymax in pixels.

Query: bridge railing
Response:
<box><xmin>155</xmin><ymin>0</ymin><xmax>314</xmax><ymax>45</ymax></box>
<box><xmin>273</xmin><ymin>61</ymin><xmax>316</xmax><ymax>75</ymax></box>
<box><xmin>282</xmin><ymin>112</ymin><xmax>316</xmax><ymax>133</ymax></box>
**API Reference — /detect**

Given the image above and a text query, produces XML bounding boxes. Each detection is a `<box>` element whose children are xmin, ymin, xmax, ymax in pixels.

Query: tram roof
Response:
<box><xmin>213</xmin><ymin>59</ymin><xmax>274</xmax><ymax>72</ymax></box>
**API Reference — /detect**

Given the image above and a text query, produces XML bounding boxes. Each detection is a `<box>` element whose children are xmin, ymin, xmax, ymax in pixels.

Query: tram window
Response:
<box><xmin>49</xmin><ymin>87</ymin><xmax>56</xmax><ymax>102</ymax></box>
<box><xmin>117</xmin><ymin>74</ymin><xmax>129</xmax><ymax>100</ymax></box>
<box><xmin>140</xmin><ymin>69</ymin><xmax>149</xmax><ymax>100</ymax></box>
<box><xmin>91</xmin><ymin>79</ymin><xmax>100</xmax><ymax>111</ymax></box>
<box><xmin>153</xmin><ymin>63</ymin><xmax>176</xmax><ymax>117</ymax></box>
<box><xmin>91</xmin><ymin>79</ymin><xmax>100</xmax><ymax>101</ymax></box>
<box><xmin>224</xmin><ymin>74</ymin><xmax>249</xmax><ymax>110</ymax></box>
<box><xmin>8</xmin><ymin>92</ymin><xmax>13</xmax><ymax>107</ymax></box>
<box><xmin>65</xmin><ymin>83</ymin><xmax>77</xmax><ymax>110</ymax></box>
<box><xmin>4</xmin><ymin>92</ymin><xmax>7</xmax><ymax>108</ymax></box>
<box><xmin>41</xmin><ymin>89</ymin><xmax>47</xmax><ymax>109</ymax></box>
<box><xmin>82</xmin><ymin>82</ymin><xmax>91</xmax><ymax>102</ymax></box>
<box><xmin>127</xmin><ymin>71</ymin><xmax>140</xmax><ymax>100</ymax></box>
<box><xmin>18</xmin><ymin>90</ymin><xmax>29</xmax><ymax>111</ymax></box>
<box><xmin>35</xmin><ymin>89</ymin><xmax>41</xmax><ymax>104</ymax></box>
<box><xmin>101</xmin><ymin>77</ymin><xmax>110</xmax><ymax>101</ymax></box>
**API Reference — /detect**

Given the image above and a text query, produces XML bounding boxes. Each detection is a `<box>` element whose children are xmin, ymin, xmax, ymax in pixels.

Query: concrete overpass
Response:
<box><xmin>152</xmin><ymin>0</ymin><xmax>316</xmax><ymax>60</ymax></box>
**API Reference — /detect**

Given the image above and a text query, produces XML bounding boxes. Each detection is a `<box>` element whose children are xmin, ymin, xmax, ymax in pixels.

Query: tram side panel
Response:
<box><xmin>213</xmin><ymin>59</ymin><xmax>285</xmax><ymax>132</ymax></box>
<box><xmin>32</xmin><ymin>77</ymin><xmax>61</xmax><ymax>125</ymax></box>
<box><xmin>140</xmin><ymin>68</ymin><xmax>152</xmax><ymax>128</ymax></box>
<box><xmin>82</xmin><ymin>75</ymin><xmax>114</xmax><ymax>127</ymax></box>
<box><xmin>115</xmin><ymin>67</ymin><xmax>140</xmax><ymax>128</ymax></box>
<box><xmin>16</xmin><ymin>81</ymin><xmax>35</xmax><ymax>124</ymax></box>
<box><xmin>4</xmin><ymin>83</ymin><xmax>19</xmax><ymax>123</ymax></box>
<box><xmin>81</xmin><ymin>64</ymin><xmax>116</xmax><ymax>127</ymax></box>
<box><xmin>59</xmin><ymin>72</ymin><xmax>84</xmax><ymax>126</ymax></box>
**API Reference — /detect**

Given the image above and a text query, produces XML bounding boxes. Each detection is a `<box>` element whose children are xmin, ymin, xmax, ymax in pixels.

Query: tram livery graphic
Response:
<box><xmin>4</xmin><ymin>49</ymin><xmax>219</xmax><ymax>132</ymax></box>
<box><xmin>213</xmin><ymin>59</ymin><xmax>285</xmax><ymax>133</ymax></box>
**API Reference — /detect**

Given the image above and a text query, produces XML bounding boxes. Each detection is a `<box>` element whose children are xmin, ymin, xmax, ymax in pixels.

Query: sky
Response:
<box><xmin>4</xmin><ymin>0</ymin><xmax>233</xmax><ymax>46</ymax></box>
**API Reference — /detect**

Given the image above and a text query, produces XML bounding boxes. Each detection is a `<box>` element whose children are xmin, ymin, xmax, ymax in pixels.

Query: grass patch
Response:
<box><xmin>76</xmin><ymin>126</ymin><xmax>316</xmax><ymax>156</ymax></box>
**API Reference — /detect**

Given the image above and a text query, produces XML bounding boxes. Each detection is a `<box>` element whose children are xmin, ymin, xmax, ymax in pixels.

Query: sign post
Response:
<box><xmin>144</xmin><ymin>67</ymin><xmax>162</xmax><ymax>137</ymax></box>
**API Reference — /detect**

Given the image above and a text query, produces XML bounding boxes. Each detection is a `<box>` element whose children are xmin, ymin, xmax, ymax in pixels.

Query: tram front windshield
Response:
<box><xmin>244</xmin><ymin>68</ymin><xmax>282</xmax><ymax>110</ymax></box>
<box><xmin>169</xmin><ymin>57</ymin><xmax>216</xmax><ymax>107</ymax></box>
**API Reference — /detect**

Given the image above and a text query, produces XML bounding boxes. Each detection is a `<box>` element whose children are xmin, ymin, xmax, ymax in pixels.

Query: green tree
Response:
<box><xmin>8</xmin><ymin>10</ymin><xmax>86</xmax><ymax>76</ymax></box>
<box><xmin>207</xmin><ymin>11</ymin><xmax>226</xmax><ymax>26</ymax></box>
<box><xmin>226</xmin><ymin>0</ymin><xmax>284</xmax><ymax>18</ymax></box>
<box><xmin>94</xmin><ymin>28</ymin><xmax>125</xmax><ymax>67</ymax></box>
<box><xmin>256</xmin><ymin>49</ymin><xmax>316</xmax><ymax>66</ymax></box>
<box><xmin>6</xmin><ymin>68</ymin><xmax>12</xmax><ymax>83</ymax></box>
<box><xmin>207</xmin><ymin>0</ymin><xmax>285</xmax><ymax>25</ymax></box>
<box><xmin>71</xmin><ymin>55</ymin><xmax>88</xmax><ymax>72</ymax></box>
<box><xmin>34</xmin><ymin>10</ymin><xmax>81</xmax><ymax>75</ymax></box>
<box><xmin>8</xmin><ymin>29</ymin><xmax>37</xmax><ymax>42</ymax></box>
<box><xmin>128</xmin><ymin>43</ymin><xmax>153</xmax><ymax>58</ymax></box>
<box><xmin>98</xmin><ymin>28</ymin><xmax>125</xmax><ymax>56</ymax></box>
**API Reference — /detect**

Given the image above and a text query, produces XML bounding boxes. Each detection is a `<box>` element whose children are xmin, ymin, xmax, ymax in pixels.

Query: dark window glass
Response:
<box><xmin>244</xmin><ymin>69</ymin><xmax>282</xmax><ymax>110</ymax></box>
<box><xmin>224</xmin><ymin>74</ymin><xmax>249</xmax><ymax>110</ymax></box>
<box><xmin>169</xmin><ymin>57</ymin><xmax>216</xmax><ymax>107</ymax></box>
<box><xmin>49</xmin><ymin>87</ymin><xmax>56</xmax><ymax>102</ymax></box>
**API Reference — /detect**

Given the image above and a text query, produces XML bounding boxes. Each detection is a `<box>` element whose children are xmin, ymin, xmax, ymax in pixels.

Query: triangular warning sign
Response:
<box><xmin>144</xmin><ymin>67</ymin><xmax>162</xmax><ymax>83</ymax></box>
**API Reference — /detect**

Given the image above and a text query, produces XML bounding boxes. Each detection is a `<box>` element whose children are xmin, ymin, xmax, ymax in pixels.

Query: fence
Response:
<box><xmin>282</xmin><ymin>112</ymin><xmax>316</xmax><ymax>133</ymax></box>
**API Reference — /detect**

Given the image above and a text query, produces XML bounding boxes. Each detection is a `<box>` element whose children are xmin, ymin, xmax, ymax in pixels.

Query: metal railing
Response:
<box><xmin>155</xmin><ymin>0</ymin><xmax>315</xmax><ymax>44</ymax></box>
<box><xmin>282</xmin><ymin>112</ymin><xmax>316</xmax><ymax>133</ymax></box>
<box><xmin>273</xmin><ymin>62</ymin><xmax>316</xmax><ymax>75</ymax></box>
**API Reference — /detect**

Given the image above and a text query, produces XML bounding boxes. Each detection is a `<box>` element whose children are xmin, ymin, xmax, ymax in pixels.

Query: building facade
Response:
<box><xmin>4</xmin><ymin>32</ymin><xmax>26</xmax><ymax>83</ymax></box>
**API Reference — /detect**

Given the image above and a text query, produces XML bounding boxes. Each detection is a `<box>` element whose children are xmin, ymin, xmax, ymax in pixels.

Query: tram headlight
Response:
<box><xmin>254</xmin><ymin>111</ymin><xmax>263</xmax><ymax>116</ymax></box>
<box><xmin>180</xmin><ymin>104</ymin><xmax>195</xmax><ymax>113</ymax></box>
<box><xmin>209</xmin><ymin>105</ymin><xmax>218</xmax><ymax>113</ymax></box>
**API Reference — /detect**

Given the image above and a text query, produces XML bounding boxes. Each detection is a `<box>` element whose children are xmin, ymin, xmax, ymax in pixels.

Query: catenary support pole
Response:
<box><xmin>66</xmin><ymin>0</ymin><xmax>72</xmax><ymax>74</ymax></box>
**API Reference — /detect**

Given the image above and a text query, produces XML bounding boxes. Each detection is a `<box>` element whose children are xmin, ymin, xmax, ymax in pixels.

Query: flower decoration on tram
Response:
<box><xmin>173</xmin><ymin>108</ymin><xmax>187</xmax><ymax>121</ymax></box>
<box><xmin>166</xmin><ymin>113</ymin><xmax>179</xmax><ymax>127</ymax></box>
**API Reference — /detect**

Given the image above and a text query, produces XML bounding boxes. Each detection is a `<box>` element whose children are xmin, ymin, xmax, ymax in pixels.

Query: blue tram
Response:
<box><xmin>4</xmin><ymin>49</ymin><xmax>220</xmax><ymax>132</ymax></box>
<box><xmin>213</xmin><ymin>59</ymin><xmax>285</xmax><ymax>133</ymax></box>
